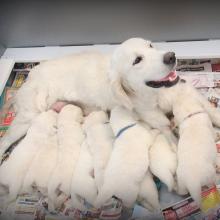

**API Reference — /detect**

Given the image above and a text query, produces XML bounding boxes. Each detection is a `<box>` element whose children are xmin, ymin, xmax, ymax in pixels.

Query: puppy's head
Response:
<box><xmin>109</xmin><ymin>38</ymin><xmax>177</xmax><ymax>109</ymax></box>
<box><xmin>58</xmin><ymin>104</ymin><xmax>83</xmax><ymax>125</ymax></box>
<box><xmin>32</xmin><ymin>110</ymin><xmax>58</xmax><ymax>135</ymax></box>
<box><xmin>83</xmin><ymin>111</ymin><xmax>108</xmax><ymax>130</ymax></box>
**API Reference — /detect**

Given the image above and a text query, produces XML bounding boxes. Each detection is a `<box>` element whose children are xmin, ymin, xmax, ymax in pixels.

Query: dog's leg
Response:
<box><xmin>0</xmin><ymin>113</ymin><xmax>35</xmax><ymax>161</ymax></box>
<box><xmin>200</xmin><ymin>95</ymin><xmax>220</xmax><ymax>128</ymax></box>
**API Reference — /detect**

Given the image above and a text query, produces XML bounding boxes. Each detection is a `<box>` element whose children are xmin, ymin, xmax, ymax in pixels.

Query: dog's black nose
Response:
<box><xmin>163</xmin><ymin>52</ymin><xmax>176</xmax><ymax>65</ymax></box>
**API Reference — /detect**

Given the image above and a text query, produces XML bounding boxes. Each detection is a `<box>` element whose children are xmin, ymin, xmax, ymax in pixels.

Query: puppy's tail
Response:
<box><xmin>179</xmin><ymin>164</ymin><xmax>216</xmax><ymax>207</ymax></box>
<box><xmin>150</xmin><ymin>166</ymin><xmax>175</xmax><ymax>192</ymax></box>
<box><xmin>187</xmin><ymin>181</ymin><xmax>202</xmax><ymax>206</ymax></box>
<box><xmin>48</xmin><ymin>180</ymin><xmax>60</xmax><ymax>210</ymax></box>
<box><xmin>138</xmin><ymin>172</ymin><xmax>160</xmax><ymax>211</ymax></box>
<box><xmin>94</xmin><ymin>187</ymin><xmax>113</xmax><ymax>209</ymax></box>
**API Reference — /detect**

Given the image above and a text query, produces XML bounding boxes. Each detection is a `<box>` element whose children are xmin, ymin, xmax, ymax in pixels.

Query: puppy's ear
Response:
<box><xmin>111</xmin><ymin>78</ymin><xmax>133</xmax><ymax>111</ymax></box>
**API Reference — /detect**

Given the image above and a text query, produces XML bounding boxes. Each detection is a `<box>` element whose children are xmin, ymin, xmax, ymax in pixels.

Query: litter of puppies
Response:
<box><xmin>1</xmin><ymin>39</ymin><xmax>220</xmax><ymax>219</ymax></box>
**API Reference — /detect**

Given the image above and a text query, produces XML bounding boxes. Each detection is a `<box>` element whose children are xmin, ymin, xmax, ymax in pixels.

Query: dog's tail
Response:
<box><xmin>94</xmin><ymin>187</ymin><xmax>113</xmax><ymax>209</ymax></box>
<box><xmin>178</xmin><ymin>164</ymin><xmax>216</xmax><ymax>207</ymax></box>
<box><xmin>47</xmin><ymin>176</ymin><xmax>61</xmax><ymax>211</ymax></box>
<box><xmin>138</xmin><ymin>172</ymin><xmax>160</xmax><ymax>211</ymax></box>
<box><xmin>155</xmin><ymin>170</ymin><xmax>175</xmax><ymax>192</ymax></box>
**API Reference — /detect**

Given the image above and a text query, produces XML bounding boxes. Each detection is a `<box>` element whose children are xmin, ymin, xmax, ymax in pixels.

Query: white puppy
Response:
<box><xmin>158</xmin><ymin>81</ymin><xmax>217</xmax><ymax>205</ymax></box>
<box><xmin>0</xmin><ymin>110</ymin><xmax>57</xmax><ymax>205</ymax></box>
<box><xmin>83</xmin><ymin>111</ymin><xmax>114</xmax><ymax>191</ymax></box>
<box><xmin>149</xmin><ymin>132</ymin><xmax>177</xmax><ymax>192</ymax></box>
<box><xmin>48</xmin><ymin>105</ymin><xmax>84</xmax><ymax>211</ymax></box>
<box><xmin>0</xmin><ymin>38</ymin><xmax>178</xmax><ymax>162</ymax></box>
<box><xmin>138</xmin><ymin>171</ymin><xmax>160</xmax><ymax>211</ymax></box>
<box><xmin>95</xmin><ymin>106</ymin><xmax>159</xmax><ymax>208</ymax></box>
<box><xmin>22</xmin><ymin>112</ymin><xmax>58</xmax><ymax>196</ymax></box>
<box><xmin>70</xmin><ymin>140</ymin><xmax>97</xmax><ymax>210</ymax></box>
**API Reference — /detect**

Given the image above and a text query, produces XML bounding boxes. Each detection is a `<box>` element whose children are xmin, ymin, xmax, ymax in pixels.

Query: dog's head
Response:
<box><xmin>109</xmin><ymin>38</ymin><xmax>178</xmax><ymax>109</ymax></box>
<box><xmin>83</xmin><ymin>111</ymin><xmax>108</xmax><ymax>131</ymax></box>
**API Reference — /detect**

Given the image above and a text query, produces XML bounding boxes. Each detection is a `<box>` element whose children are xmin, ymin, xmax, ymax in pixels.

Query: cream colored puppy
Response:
<box><xmin>95</xmin><ymin>106</ymin><xmax>159</xmax><ymax>208</ymax></box>
<box><xmin>0</xmin><ymin>110</ymin><xmax>57</xmax><ymax>205</ymax></box>
<box><xmin>22</xmin><ymin>113</ymin><xmax>58</xmax><ymax>196</ymax></box>
<box><xmin>71</xmin><ymin>140</ymin><xmax>97</xmax><ymax>210</ymax></box>
<box><xmin>149</xmin><ymin>133</ymin><xmax>177</xmax><ymax>192</ymax></box>
<box><xmin>159</xmin><ymin>81</ymin><xmax>217</xmax><ymax>205</ymax></box>
<box><xmin>83</xmin><ymin>111</ymin><xmax>114</xmax><ymax>191</ymax></box>
<box><xmin>48</xmin><ymin>105</ymin><xmax>84</xmax><ymax>211</ymax></box>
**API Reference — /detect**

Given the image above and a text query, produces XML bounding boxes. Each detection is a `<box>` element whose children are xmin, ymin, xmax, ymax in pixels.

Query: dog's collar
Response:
<box><xmin>145</xmin><ymin>76</ymin><xmax>180</xmax><ymax>88</ymax></box>
<box><xmin>116</xmin><ymin>123</ymin><xmax>136</xmax><ymax>138</ymax></box>
<box><xmin>182</xmin><ymin>111</ymin><xmax>205</xmax><ymax>123</ymax></box>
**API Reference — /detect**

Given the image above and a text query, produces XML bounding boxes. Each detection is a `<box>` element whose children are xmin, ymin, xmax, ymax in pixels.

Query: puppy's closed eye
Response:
<box><xmin>133</xmin><ymin>56</ymin><xmax>143</xmax><ymax>65</ymax></box>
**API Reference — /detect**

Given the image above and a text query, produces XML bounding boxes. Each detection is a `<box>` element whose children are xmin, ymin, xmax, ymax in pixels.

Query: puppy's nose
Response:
<box><xmin>163</xmin><ymin>52</ymin><xmax>176</xmax><ymax>65</ymax></box>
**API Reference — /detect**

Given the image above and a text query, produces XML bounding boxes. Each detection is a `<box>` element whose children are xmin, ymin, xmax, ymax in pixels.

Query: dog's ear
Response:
<box><xmin>111</xmin><ymin>77</ymin><xmax>133</xmax><ymax>111</ymax></box>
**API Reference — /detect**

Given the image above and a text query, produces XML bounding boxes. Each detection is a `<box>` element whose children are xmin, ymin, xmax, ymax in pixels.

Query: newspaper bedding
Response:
<box><xmin>1</xmin><ymin>59</ymin><xmax>220</xmax><ymax>219</ymax></box>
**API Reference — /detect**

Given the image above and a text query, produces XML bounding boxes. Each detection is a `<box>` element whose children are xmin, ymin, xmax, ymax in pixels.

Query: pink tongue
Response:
<box><xmin>159</xmin><ymin>71</ymin><xmax>177</xmax><ymax>82</ymax></box>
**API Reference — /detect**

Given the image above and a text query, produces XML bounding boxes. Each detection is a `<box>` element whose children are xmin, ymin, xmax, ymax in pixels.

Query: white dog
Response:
<box><xmin>158</xmin><ymin>81</ymin><xmax>218</xmax><ymax>205</ymax></box>
<box><xmin>0</xmin><ymin>110</ymin><xmax>57</xmax><ymax>206</ymax></box>
<box><xmin>48</xmin><ymin>105</ymin><xmax>84</xmax><ymax>211</ymax></box>
<box><xmin>83</xmin><ymin>111</ymin><xmax>114</xmax><ymax>191</ymax></box>
<box><xmin>95</xmin><ymin>106</ymin><xmax>159</xmax><ymax>208</ymax></box>
<box><xmin>149</xmin><ymin>132</ymin><xmax>177</xmax><ymax>192</ymax></box>
<box><xmin>22</xmin><ymin>112</ymin><xmax>58</xmax><ymax>196</ymax></box>
<box><xmin>0</xmin><ymin>38</ymin><xmax>178</xmax><ymax>162</ymax></box>
<box><xmin>70</xmin><ymin>140</ymin><xmax>97</xmax><ymax>210</ymax></box>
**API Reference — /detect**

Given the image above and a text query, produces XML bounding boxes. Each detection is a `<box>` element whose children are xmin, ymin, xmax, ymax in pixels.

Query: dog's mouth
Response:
<box><xmin>145</xmin><ymin>71</ymin><xmax>179</xmax><ymax>88</ymax></box>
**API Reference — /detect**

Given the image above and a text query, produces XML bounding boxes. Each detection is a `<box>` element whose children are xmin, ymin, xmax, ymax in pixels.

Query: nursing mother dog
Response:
<box><xmin>0</xmin><ymin>38</ymin><xmax>178</xmax><ymax>159</ymax></box>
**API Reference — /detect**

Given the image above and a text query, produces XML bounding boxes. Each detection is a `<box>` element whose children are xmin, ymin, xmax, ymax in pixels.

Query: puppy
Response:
<box><xmin>22</xmin><ymin>112</ymin><xmax>58</xmax><ymax>196</ymax></box>
<box><xmin>48</xmin><ymin>105</ymin><xmax>84</xmax><ymax>211</ymax></box>
<box><xmin>138</xmin><ymin>171</ymin><xmax>160</xmax><ymax>211</ymax></box>
<box><xmin>83</xmin><ymin>111</ymin><xmax>114</xmax><ymax>191</ymax></box>
<box><xmin>158</xmin><ymin>81</ymin><xmax>217</xmax><ymax>205</ymax></box>
<box><xmin>149</xmin><ymin>132</ymin><xmax>177</xmax><ymax>192</ymax></box>
<box><xmin>95</xmin><ymin>106</ymin><xmax>159</xmax><ymax>208</ymax></box>
<box><xmin>70</xmin><ymin>140</ymin><xmax>97</xmax><ymax>210</ymax></box>
<box><xmin>0</xmin><ymin>110</ymin><xmax>57</xmax><ymax>205</ymax></box>
<box><xmin>0</xmin><ymin>38</ymin><xmax>178</xmax><ymax>163</ymax></box>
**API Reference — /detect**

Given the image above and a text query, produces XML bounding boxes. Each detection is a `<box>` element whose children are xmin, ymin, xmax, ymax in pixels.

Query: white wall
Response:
<box><xmin>1</xmin><ymin>0</ymin><xmax>220</xmax><ymax>48</ymax></box>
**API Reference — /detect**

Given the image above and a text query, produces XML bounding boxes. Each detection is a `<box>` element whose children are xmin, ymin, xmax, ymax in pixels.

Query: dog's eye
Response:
<box><xmin>149</xmin><ymin>44</ymin><xmax>153</xmax><ymax>48</ymax></box>
<box><xmin>133</xmin><ymin>56</ymin><xmax>143</xmax><ymax>65</ymax></box>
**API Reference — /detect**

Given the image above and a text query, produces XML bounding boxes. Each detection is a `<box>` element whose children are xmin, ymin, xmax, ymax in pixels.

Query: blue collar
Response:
<box><xmin>116</xmin><ymin>123</ymin><xmax>136</xmax><ymax>139</ymax></box>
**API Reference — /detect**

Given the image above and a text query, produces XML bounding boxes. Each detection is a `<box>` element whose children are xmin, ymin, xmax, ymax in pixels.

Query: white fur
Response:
<box><xmin>47</xmin><ymin>105</ymin><xmax>84</xmax><ymax>211</ymax></box>
<box><xmin>70</xmin><ymin>140</ymin><xmax>97</xmax><ymax>210</ymax></box>
<box><xmin>95</xmin><ymin>106</ymin><xmax>159</xmax><ymax>208</ymax></box>
<box><xmin>159</xmin><ymin>82</ymin><xmax>217</xmax><ymax>205</ymax></box>
<box><xmin>0</xmin><ymin>110</ymin><xmax>57</xmax><ymax>205</ymax></box>
<box><xmin>22</xmin><ymin>112</ymin><xmax>58</xmax><ymax>196</ymax></box>
<box><xmin>83</xmin><ymin>111</ymin><xmax>114</xmax><ymax>191</ymax></box>
<box><xmin>0</xmin><ymin>38</ymin><xmax>176</xmax><ymax>161</ymax></box>
<box><xmin>138</xmin><ymin>171</ymin><xmax>160</xmax><ymax>211</ymax></box>
<box><xmin>149</xmin><ymin>132</ymin><xmax>177</xmax><ymax>192</ymax></box>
